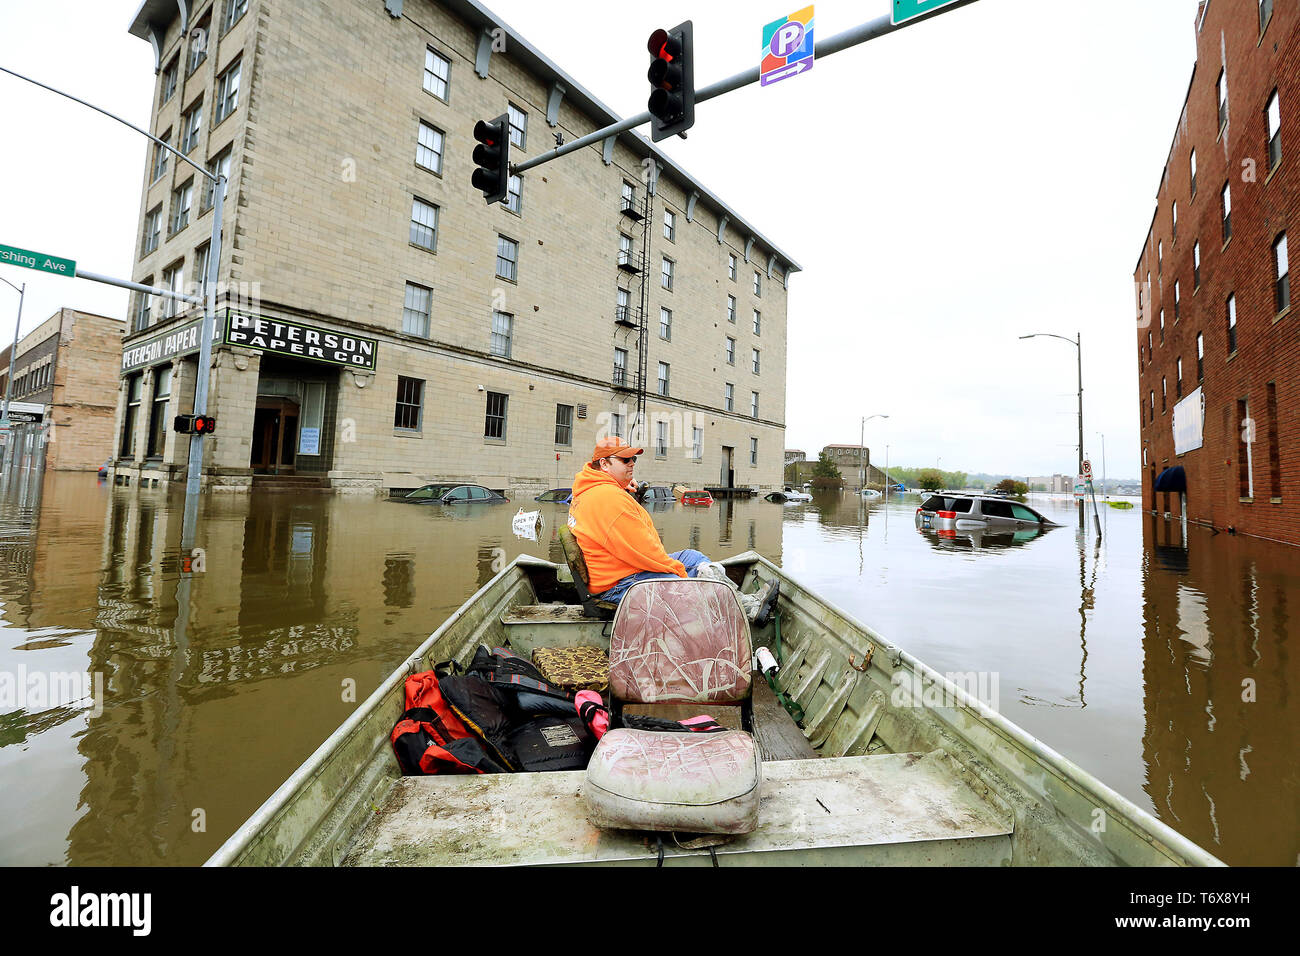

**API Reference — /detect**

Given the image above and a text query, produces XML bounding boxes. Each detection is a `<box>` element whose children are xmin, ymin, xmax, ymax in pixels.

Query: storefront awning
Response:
<box><xmin>1153</xmin><ymin>465</ymin><xmax>1187</xmax><ymax>493</ymax></box>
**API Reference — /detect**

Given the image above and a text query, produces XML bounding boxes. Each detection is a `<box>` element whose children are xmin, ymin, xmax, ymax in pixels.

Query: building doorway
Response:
<box><xmin>252</xmin><ymin>397</ymin><xmax>300</xmax><ymax>474</ymax></box>
<box><xmin>720</xmin><ymin>445</ymin><xmax>734</xmax><ymax>489</ymax></box>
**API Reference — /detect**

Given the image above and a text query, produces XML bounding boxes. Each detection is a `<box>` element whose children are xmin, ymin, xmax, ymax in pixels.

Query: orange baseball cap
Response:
<box><xmin>591</xmin><ymin>436</ymin><xmax>644</xmax><ymax>461</ymax></box>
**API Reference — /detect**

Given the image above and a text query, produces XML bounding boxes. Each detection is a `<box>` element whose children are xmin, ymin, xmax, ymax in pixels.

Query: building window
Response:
<box><xmin>750</xmin><ymin>437</ymin><xmax>758</xmax><ymax>466</ymax></box>
<box><xmin>1239</xmin><ymin>398</ymin><xmax>1253</xmax><ymax>499</ymax></box>
<box><xmin>692</xmin><ymin>427</ymin><xmax>703</xmax><ymax>461</ymax></box>
<box><xmin>410</xmin><ymin>197</ymin><xmax>438</xmax><ymax>250</ymax></box>
<box><xmin>555</xmin><ymin>404</ymin><xmax>573</xmax><ymax>447</ymax></box>
<box><xmin>160</xmin><ymin>56</ymin><xmax>178</xmax><ymax>105</ymax></box>
<box><xmin>394</xmin><ymin>376</ymin><xmax>423</xmax><ymax>430</ymax></box>
<box><xmin>416</xmin><ymin>121</ymin><xmax>444</xmax><ymax>173</ymax></box>
<box><xmin>614</xmin><ymin>348</ymin><xmax>628</xmax><ymax>386</ymax></box>
<box><xmin>1176</xmin><ymin>357</ymin><xmax>1183</xmax><ymax>398</ymax></box>
<box><xmin>1161</xmin><ymin>376</ymin><xmax>1167</xmax><ymax>413</ymax></box>
<box><xmin>1266</xmin><ymin>90</ymin><xmax>1281</xmax><ymax>171</ymax></box>
<box><xmin>151</xmin><ymin>131</ymin><xmax>171</xmax><ymax>182</ymax></box>
<box><xmin>1158</xmin><ymin>239</ymin><xmax>1163</xmax><ymax>271</ymax></box>
<box><xmin>1193</xmin><ymin>241</ymin><xmax>1201</xmax><ymax>288</ymax></box>
<box><xmin>496</xmin><ymin>235</ymin><xmax>518</xmax><ymax>281</ymax></box>
<box><xmin>728</xmin><ymin>253</ymin><xmax>737</xmax><ymax>281</ymax></box>
<box><xmin>657</xmin><ymin>361</ymin><xmax>670</xmax><ymax>396</ymax></box>
<box><xmin>402</xmin><ymin>282</ymin><xmax>431</xmax><ymax>337</ymax></box>
<box><xmin>1267</xmin><ymin>381</ymin><xmax>1281</xmax><ymax>500</ymax></box>
<box><xmin>656</xmin><ymin>421</ymin><xmax>668</xmax><ymax>458</ymax></box>
<box><xmin>751</xmin><ymin>391</ymin><xmax>759</xmax><ymax>418</ymax></box>
<box><xmin>752</xmin><ymin>348</ymin><xmax>760</xmax><ymax>374</ymax></box>
<box><xmin>1216</xmin><ymin>69</ymin><xmax>1228</xmax><ymax>133</ymax></box>
<box><xmin>1159</xmin><ymin>309</ymin><xmax>1164</xmax><ymax>344</ymax></box>
<box><xmin>506</xmin><ymin>174</ymin><xmax>522</xmax><ymax>214</ymax></box>
<box><xmin>134</xmin><ymin>280</ymin><xmax>153</xmax><ymax>332</ymax></box>
<box><xmin>1172</xmin><ymin>201</ymin><xmax>1177</xmax><ymax>241</ymax></box>
<box><xmin>1221</xmin><ymin>182</ymin><xmax>1232</xmax><ymax>242</ymax></box>
<box><xmin>663</xmin><ymin>209</ymin><xmax>676</xmax><ymax>241</ymax></box>
<box><xmin>161</xmin><ymin>261</ymin><xmax>184</xmax><ymax>320</ymax></box>
<box><xmin>180</xmin><ymin>100</ymin><xmax>202</xmax><ymax>153</ymax></box>
<box><xmin>507</xmin><ymin>103</ymin><xmax>527</xmax><ymax>148</ymax></box>
<box><xmin>490</xmin><ymin>311</ymin><xmax>512</xmax><ymax>358</ymax></box>
<box><xmin>610</xmin><ymin>412</ymin><xmax>625</xmax><ymax>441</ymax></box>
<box><xmin>201</xmin><ymin>148</ymin><xmax>231</xmax><ymax>212</ymax></box>
<box><xmin>188</xmin><ymin>14</ymin><xmax>210</xmax><ymax>74</ymax></box>
<box><xmin>1174</xmin><ymin>280</ymin><xmax>1180</xmax><ymax>320</ymax></box>
<box><xmin>484</xmin><ymin>391</ymin><xmax>508</xmax><ymax>441</ymax></box>
<box><xmin>122</xmin><ymin>374</ymin><xmax>143</xmax><ymax>458</ymax></box>
<box><xmin>661</xmin><ymin>257</ymin><xmax>674</xmax><ymax>290</ymax></box>
<box><xmin>724</xmin><ymin>382</ymin><xmax>734</xmax><ymax>412</ymax></box>
<box><xmin>223</xmin><ymin>0</ymin><xmax>248</xmax><ymax>32</ymax></box>
<box><xmin>194</xmin><ymin>242</ymin><xmax>211</xmax><ymax>295</ymax></box>
<box><xmin>621</xmin><ymin>180</ymin><xmax>636</xmax><ymax>214</ymax></box>
<box><xmin>1189</xmin><ymin>149</ymin><xmax>1197</xmax><ymax>197</ymax></box>
<box><xmin>423</xmin><ymin>47</ymin><xmax>450</xmax><ymax>101</ymax></box>
<box><xmin>1147</xmin><ymin>331</ymin><xmax>1152</xmax><ymax>357</ymax></box>
<box><xmin>753</xmin><ymin>271</ymin><xmax>761</xmax><ymax>296</ymax></box>
<box><xmin>616</xmin><ymin>287</ymin><xmax>630</xmax><ymax>323</ymax></box>
<box><xmin>659</xmin><ymin>307</ymin><xmax>671</xmax><ymax>341</ymax></box>
<box><xmin>143</xmin><ymin>206</ymin><xmax>162</xmax><ymax>256</ymax></box>
<box><xmin>618</xmin><ymin>233</ymin><xmax>635</xmax><ymax>269</ymax></box>
<box><xmin>1149</xmin><ymin>390</ymin><xmax>1154</xmax><ymax>423</ymax></box>
<box><xmin>214</xmin><ymin>58</ymin><xmax>242</xmax><ymax>125</ymax></box>
<box><xmin>725</xmin><ymin>336</ymin><xmax>735</xmax><ymax>365</ymax></box>
<box><xmin>1261</xmin><ymin>0</ymin><xmax>1274</xmax><ymax>31</ymax></box>
<box><xmin>1275</xmin><ymin>233</ymin><xmax>1290</xmax><ymax>314</ymax></box>
<box><xmin>1196</xmin><ymin>332</ymin><xmax>1204</xmax><ymax>381</ymax></box>
<box><xmin>727</xmin><ymin>294</ymin><xmax>736</xmax><ymax>323</ymax></box>
<box><xmin>752</xmin><ymin>309</ymin><xmax>761</xmax><ymax>336</ymax></box>
<box><xmin>1226</xmin><ymin>293</ymin><xmax>1237</xmax><ymax>354</ymax></box>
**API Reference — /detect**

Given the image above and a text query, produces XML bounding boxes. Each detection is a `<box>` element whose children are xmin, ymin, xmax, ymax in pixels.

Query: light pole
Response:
<box><xmin>1020</xmin><ymin>331</ymin><xmax>1084</xmax><ymax>530</ymax></box>
<box><xmin>0</xmin><ymin>275</ymin><xmax>25</xmax><ymax>472</ymax></box>
<box><xmin>1097</xmin><ymin>431</ymin><xmax>1107</xmax><ymax>500</ymax></box>
<box><xmin>859</xmin><ymin>413</ymin><xmax>889</xmax><ymax>491</ymax></box>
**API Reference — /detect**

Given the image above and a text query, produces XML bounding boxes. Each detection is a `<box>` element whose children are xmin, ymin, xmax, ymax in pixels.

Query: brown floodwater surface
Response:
<box><xmin>0</xmin><ymin>473</ymin><xmax>1294</xmax><ymax>865</ymax></box>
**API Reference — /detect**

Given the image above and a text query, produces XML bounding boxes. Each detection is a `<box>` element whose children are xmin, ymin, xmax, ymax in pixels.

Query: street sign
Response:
<box><xmin>1073</xmin><ymin>476</ymin><xmax>1087</xmax><ymax>500</ymax></box>
<box><xmin>1081</xmin><ymin>459</ymin><xmax>1093</xmax><ymax>480</ymax></box>
<box><xmin>761</xmin><ymin>6</ymin><xmax>815</xmax><ymax>87</ymax></box>
<box><xmin>0</xmin><ymin>243</ymin><xmax>76</xmax><ymax>278</ymax></box>
<box><xmin>891</xmin><ymin>0</ymin><xmax>963</xmax><ymax>26</ymax></box>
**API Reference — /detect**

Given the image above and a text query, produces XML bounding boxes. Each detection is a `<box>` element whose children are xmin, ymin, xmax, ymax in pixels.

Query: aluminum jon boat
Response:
<box><xmin>206</xmin><ymin>553</ymin><xmax>1223</xmax><ymax>867</ymax></box>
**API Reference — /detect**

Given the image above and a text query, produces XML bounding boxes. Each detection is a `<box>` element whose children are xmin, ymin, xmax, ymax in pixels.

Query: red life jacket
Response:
<box><xmin>390</xmin><ymin>670</ymin><xmax>508</xmax><ymax>775</ymax></box>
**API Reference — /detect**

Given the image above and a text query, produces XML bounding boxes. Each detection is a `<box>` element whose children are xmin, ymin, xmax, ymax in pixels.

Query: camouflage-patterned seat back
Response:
<box><xmin>532</xmin><ymin>645</ymin><xmax>609</xmax><ymax>693</ymax></box>
<box><xmin>558</xmin><ymin>526</ymin><xmax>592</xmax><ymax>589</ymax></box>
<box><xmin>609</xmin><ymin>579</ymin><xmax>751</xmax><ymax>704</ymax></box>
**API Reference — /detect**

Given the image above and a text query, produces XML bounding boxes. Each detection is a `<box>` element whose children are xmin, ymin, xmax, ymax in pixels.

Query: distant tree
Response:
<box><xmin>812</xmin><ymin>452</ymin><xmax>841</xmax><ymax>479</ymax></box>
<box><xmin>994</xmin><ymin>478</ymin><xmax>1029</xmax><ymax>496</ymax></box>
<box><xmin>918</xmin><ymin>468</ymin><xmax>944</xmax><ymax>491</ymax></box>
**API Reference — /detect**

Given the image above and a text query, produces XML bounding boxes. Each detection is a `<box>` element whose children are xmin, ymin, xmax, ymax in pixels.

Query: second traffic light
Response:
<box><xmin>472</xmin><ymin>113</ymin><xmax>510</xmax><ymax>204</ymax></box>
<box><xmin>174</xmin><ymin>414</ymin><xmax>216</xmax><ymax>435</ymax></box>
<box><xmin>647</xmin><ymin>21</ymin><xmax>695</xmax><ymax>142</ymax></box>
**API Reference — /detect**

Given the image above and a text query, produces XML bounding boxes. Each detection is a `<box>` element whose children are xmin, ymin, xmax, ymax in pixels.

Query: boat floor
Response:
<box><xmin>340</xmin><ymin>751</ymin><xmax>1014</xmax><ymax>866</ymax></box>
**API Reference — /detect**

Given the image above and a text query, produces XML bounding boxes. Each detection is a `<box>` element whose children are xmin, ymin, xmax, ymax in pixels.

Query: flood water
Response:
<box><xmin>1</xmin><ymin>471</ymin><xmax>1295</xmax><ymax>866</ymax></box>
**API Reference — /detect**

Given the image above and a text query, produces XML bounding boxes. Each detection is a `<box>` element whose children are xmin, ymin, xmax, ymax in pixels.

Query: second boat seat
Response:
<box><xmin>557</xmin><ymin>526</ymin><xmax>617</xmax><ymax>620</ymax></box>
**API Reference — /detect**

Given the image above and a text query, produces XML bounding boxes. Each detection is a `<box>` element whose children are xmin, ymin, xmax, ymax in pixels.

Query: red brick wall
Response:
<box><xmin>1135</xmin><ymin>0</ymin><xmax>1300</xmax><ymax>545</ymax></box>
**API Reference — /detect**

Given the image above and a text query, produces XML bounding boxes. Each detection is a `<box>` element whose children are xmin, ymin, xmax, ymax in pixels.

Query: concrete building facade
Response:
<box><xmin>1135</xmin><ymin>0</ymin><xmax>1298</xmax><ymax>544</ymax></box>
<box><xmin>116</xmin><ymin>0</ymin><xmax>798</xmax><ymax>495</ymax></box>
<box><xmin>0</xmin><ymin>309</ymin><xmax>125</xmax><ymax>472</ymax></box>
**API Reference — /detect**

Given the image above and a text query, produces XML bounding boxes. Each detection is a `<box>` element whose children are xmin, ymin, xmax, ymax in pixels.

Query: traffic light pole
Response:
<box><xmin>511</xmin><ymin>0</ymin><xmax>981</xmax><ymax>176</ymax></box>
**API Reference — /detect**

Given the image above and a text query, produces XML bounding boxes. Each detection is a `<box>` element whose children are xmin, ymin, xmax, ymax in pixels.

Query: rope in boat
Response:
<box><xmin>767</xmin><ymin>609</ymin><xmax>804</xmax><ymax>723</ymax></box>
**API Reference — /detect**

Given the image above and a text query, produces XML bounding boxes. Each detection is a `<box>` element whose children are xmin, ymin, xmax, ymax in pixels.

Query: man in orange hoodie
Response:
<box><xmin>568</xmin><ymin>438</ymin><xmax>778</xmax><ymax>620</ymax></box>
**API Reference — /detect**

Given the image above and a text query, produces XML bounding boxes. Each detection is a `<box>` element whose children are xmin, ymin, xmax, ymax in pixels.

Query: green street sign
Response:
<box><xmin>892</xmin><ymin>0</ymin><xmax>963</xmax><ymax>25</ymax></box>
<box><xmin>0</xmin><ymin>243</ymin><xmax>76</xmax><ymax>277</ymax></box>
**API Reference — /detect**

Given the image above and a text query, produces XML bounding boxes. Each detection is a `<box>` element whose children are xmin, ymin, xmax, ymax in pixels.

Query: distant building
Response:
<box><xmin>784</xmin><ymin>449</ymin><xmax>806</xmax><ymax>465</ymax></box>
<box><xmin>1026</xmin><ymin>474</ymin><xmax>1072</xmax><ymax>493</ymax></box>
<box><xmin>0</xmin><ymin>309</ymin><xmax>124</xmax><ymax>472</ymax></box>
<box><xmin>1134</xmin><ymin>0</ymin><xmax>1298</xmax><ymax>544</ymax></box>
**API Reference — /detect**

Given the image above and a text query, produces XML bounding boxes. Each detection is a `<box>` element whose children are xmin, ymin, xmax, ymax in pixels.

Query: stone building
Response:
<box><xmin>0</xmin><ymin>309</ymin><xmax>124</xmax><ymax>472</ymax></box>
<box><xmin>1134</xmin><ymin>0</ymin><xmax>1298</xmax><ymax>544</ymax></box>
<box><xmin>116</xmin><ymin>0</ymin><xmax>799</xmax><ymax>494</ymax></box>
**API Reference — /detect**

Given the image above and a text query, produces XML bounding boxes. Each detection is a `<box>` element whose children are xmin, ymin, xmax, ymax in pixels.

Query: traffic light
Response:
<box><xmin>173</xmin><ymin>414</ymin><xmax>216</xmax><ymax>435</ymax></box>
<box><xmin>471</xmin><ymin>113</ymin><xmax>510</xmax><ymax>204</ymax></box>
<box><xmin>647</xmin><ymin>21</ymin><xmax>695</xmax><ymax>142</ymax></box>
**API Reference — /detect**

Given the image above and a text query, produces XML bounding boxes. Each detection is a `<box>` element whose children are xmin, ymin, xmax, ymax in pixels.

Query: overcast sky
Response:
<box><xmin>0</xmin><ymin>0</ymin><xmax>1202</xmax><ymax>479</ymax></box>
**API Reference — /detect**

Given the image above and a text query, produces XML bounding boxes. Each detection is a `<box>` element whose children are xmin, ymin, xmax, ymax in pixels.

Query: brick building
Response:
<box><xmin>1134</xmin><ymin>0</ymin><xmax>1297</xmax><ymax>544</ymax></box>
<box><xmin>0</xmin><ymin>309</ymin><xmax>125</xmax><ymax>472</ymax></box>
<box><xmin>115</xmin><ymin>0</ymin><xmax>798</xmax><ymax>495</ymax></box>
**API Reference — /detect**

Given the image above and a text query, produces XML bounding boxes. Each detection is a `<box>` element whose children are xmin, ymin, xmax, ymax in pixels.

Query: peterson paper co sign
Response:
<box><xmin>122</xmin><ymin>316</ymin><xmax>220</xmax><ymax>374</ymax></box>
<box><xmin>1172</xmin><ymin>386</ymin><xmax>1205</xmax><ymax>455</ymax></box>
<box><xmin>223</xmin><ymin>309</ymin><xmax>378</xmax><ymax>369</ymax></box>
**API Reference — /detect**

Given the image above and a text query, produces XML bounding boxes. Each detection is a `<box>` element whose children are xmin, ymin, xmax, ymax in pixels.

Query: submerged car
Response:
<box><xmin>535</xmin><ymin>488</ymin><xmax>572</xmax><ymax>503</ymax></box>
<box><xmin>639</xmin><ymin>485</ymin><xmax>675</xmax><ymax>504</ymax></box>
<box><xmin>679</xmin><ymin>489</ymin><xmax>713</xmax><ymax>506</ymax></box>
<box><xmin>765</xmin><ymin>487</ymin><xmax>811</xmax><ymax>503</ymax></box>
<box><xmin>398</xmin><ymin>483</ymin><xmax>508</xmax><ymax>504</ymax></box>
<box><xmin>915</xmin><ymin>493</ymin><xmax>1060</xmax><ymax>533</ymax></box>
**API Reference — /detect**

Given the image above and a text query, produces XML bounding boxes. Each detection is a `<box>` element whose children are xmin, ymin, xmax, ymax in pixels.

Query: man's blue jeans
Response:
<box><xmin>595</xmin><ymin>549</ymin><xmax>711</xmax><ymax>603</ymax></box>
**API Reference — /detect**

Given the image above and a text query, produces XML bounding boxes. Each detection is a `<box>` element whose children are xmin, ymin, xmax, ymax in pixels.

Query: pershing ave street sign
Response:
<box><xmin>0</xmin><ymin>243</ymin><xmax>75</xmax><ymax>277</ymax></box>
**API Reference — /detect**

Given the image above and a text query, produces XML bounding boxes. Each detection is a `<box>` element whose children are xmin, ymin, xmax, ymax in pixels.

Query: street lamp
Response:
<box><xmin>859</xmin><ymin>413</ymin><xmax>888</xmax><ymax>491</ymax></box>
<box><xmin>1020</xmin><ymin>331</ymin><xmax>1084</xmax><ymax>530</ymax></box>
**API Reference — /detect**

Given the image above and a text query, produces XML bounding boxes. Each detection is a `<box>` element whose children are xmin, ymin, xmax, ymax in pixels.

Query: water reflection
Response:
<box><xmin>0</xmin><ymin>478</ymin><xmax>1295</xmax><ymax>865</ymax></box>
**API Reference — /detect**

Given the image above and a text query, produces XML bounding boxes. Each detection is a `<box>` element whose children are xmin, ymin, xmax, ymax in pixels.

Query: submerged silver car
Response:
<box><xmin>915</xmin><ymin>493</ymin><xmax>1061</xmax><ymax>534</ymax></box>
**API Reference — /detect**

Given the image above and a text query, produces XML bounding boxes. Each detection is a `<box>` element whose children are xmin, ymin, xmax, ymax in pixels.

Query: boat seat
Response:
<box><xmin>557</xmin><ymin>527</ymin><xmax>617</xmax><ymax>620</ymax></box>
<box><xmin>582</xmin><ymin>578</ymin><xmax>761</xmax><ymax>835</ymax></box>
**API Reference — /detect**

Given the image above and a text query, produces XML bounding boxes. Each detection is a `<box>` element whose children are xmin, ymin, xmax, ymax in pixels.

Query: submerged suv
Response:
<box><xmin>915</xmin><ymin>493</ymin><xmax>1060</xmax><ymax>533</ymax></box>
